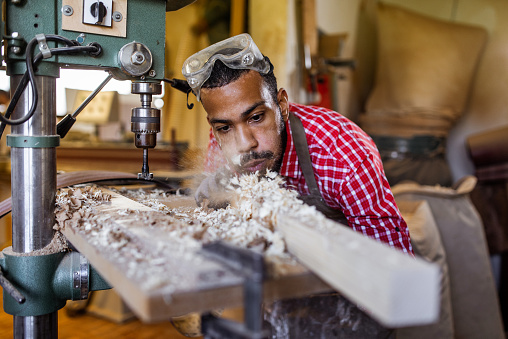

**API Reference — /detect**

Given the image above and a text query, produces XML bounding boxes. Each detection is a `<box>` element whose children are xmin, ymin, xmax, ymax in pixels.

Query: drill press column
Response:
<box><xmin>130</xmin><ymin>82</ymin><xmax>162</xmax><ymax>180</ymax></box>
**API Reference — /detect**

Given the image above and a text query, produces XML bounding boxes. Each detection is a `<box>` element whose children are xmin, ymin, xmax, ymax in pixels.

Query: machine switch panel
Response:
<box><xmin>83</xmin><ymin>0</ymin><xmax>113</xmax><ymax>27</ymax></box>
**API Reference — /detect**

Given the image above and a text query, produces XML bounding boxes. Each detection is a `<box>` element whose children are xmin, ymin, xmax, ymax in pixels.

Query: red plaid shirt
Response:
<box><xmin>205</xmin><ymin>103</ymin><xmax>413</xmax><ymax>254</ymax></box>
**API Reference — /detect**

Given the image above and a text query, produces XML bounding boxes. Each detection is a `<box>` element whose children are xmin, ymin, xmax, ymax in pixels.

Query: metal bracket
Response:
<box><xmin>1</xmin><ymin>248</ymin><xmax>67</xmax><ymax>316</ymax></box>
<box><xmin>7</xmin><ymin>135</ymin><xmax>60</xmax><ymax>148</ymax></box>
<box><xmin>36</xmin><ymin>34</ymin><xmax>52</xmax><ymax>59</ymax></box>
<box><xmin>0</xmin><ymin>248</ymin><xmax>111</xmax><ymax>317</ymax></box>
<box><xmin>200</xmin><ymin>242</ymin><xmax>269</xmax><ymax>339</ymax></box>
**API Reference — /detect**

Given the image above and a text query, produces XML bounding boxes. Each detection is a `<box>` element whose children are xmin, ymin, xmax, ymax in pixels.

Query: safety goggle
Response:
<box><xmin>182</xmin><ymin>33</ymin><xmax>271</xmax><ymax>101</ymax></box>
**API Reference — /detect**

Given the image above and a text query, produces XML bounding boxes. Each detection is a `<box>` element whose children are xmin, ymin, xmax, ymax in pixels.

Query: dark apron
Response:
<box><xmin>263</xmin><ymin>113</ymin><xmax>392</xmax><ymax>339</ymax></box>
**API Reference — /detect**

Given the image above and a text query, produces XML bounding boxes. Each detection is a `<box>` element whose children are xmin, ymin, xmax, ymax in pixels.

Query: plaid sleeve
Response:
<box><xmin>338</xmin><ymin>153</ymin><xmax>413</xmax><ymax>255</ymax></box>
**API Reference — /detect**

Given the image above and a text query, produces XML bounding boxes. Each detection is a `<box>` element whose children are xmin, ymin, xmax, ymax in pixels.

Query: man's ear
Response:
<box><xmin>277</xmin><ymin>88</ymin><xmax>289</xmax><ymax>122</ymax></box>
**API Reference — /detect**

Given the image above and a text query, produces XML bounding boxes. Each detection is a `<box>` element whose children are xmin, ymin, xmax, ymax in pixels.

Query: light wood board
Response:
<box><xmin>277</xmin><ymin>217</ymin><xmax>440</xmax><ymax>327</ymax></box>
<box><xmin>61</xmin><ymin>185</ymin><xmax>440</xmax><ymax>327</ymax></box>
<box><xmin>61</xmin><ymin>189</ymin><xmax>331</xmax><ymax>323</ymax></box>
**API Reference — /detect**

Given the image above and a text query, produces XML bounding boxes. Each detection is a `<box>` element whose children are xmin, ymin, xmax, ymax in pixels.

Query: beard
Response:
<box><xmin>236</xmin><ymin>115</ymin><xmax>287</xmax><ymax>175</ymax></box>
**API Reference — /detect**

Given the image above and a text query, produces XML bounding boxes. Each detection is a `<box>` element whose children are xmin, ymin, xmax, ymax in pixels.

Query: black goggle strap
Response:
<box><xmin>186</xmin><ymin>88</ymin><xmax>194</xmax><ymax>110</ymax></box>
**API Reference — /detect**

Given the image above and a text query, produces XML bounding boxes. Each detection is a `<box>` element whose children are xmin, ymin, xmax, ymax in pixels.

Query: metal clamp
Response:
<box><xmin>7</xmin><ymin>135</ymin><xmax>60</xmax><ymax>148</ymax></box>
<box><xmin>1</xmin><ymin>248</ymin><xmax>112</xmax><ymax>317</ymax></box>
<box><xmin>200</xmin><ymin>242</ymin><xmax>269</xmax><ymax>339</ymax></box>
<box><xmin>36</xmin><ymin>34</ymin><xmax>52</xmax><ymax>59</ymax></box>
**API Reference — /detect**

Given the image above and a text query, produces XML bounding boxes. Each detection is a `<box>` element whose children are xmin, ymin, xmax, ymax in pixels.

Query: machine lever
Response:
<box><xmin>0</xmin><ymin>266</ymin><xmax>25</xmax><ymax>304</ymax></box>
<box><xmin>57</xmin><ymin>73</ymin><xmax>113</xmax><ymax>138</ymax></box>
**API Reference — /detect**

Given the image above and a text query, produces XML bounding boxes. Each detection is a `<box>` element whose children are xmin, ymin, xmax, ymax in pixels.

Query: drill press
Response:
<box><xmin>0</xmin><ymin>1</ymin><xmax>195</xmax><ymax>338</ymax></box>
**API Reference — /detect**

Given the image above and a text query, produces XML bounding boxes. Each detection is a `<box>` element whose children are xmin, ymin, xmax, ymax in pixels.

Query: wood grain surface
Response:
<box><xmin>61</xmin><ymin>188</ymin><xmax>331</xmax><ymax>323</ymax></box>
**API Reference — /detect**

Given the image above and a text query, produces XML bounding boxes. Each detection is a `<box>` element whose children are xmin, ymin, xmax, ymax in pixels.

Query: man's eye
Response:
<box><xmin>217</xmin><ymin>125</ymin><xmax>230</xmax><ymax>133</ymax></box>
<box><xmin>250</xmin><ymin>113</ymin><xmax>263</xmax><ymax>122</ymax></box>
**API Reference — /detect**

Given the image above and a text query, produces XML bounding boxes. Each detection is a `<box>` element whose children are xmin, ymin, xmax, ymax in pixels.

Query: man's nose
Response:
<box><xmin>236</xmin><ymin>126</ymin><xmax>258</xmax><ymax>153</ymax></box>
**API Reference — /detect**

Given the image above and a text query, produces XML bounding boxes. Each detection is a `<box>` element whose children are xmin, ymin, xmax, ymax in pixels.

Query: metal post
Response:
<box><xmin>10</xmin><ymin>74</ymin><xmax>58</xmax><ymax>338</ymax></box>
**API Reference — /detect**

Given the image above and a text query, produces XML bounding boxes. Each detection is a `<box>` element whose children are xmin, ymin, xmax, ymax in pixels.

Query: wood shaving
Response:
<box><xmin>54</xmin><ymin>171</ymin><xmax>328</xmax><ymax>293</ymax></box>
<box><xmin>55</xmin><ymin>185</ymin><xmax>234</xmax><ymax>293</ymax></box>
<box><xmin>4</xmin><ymin>231</ymin><xmax>68</xmax><ymax>256</ymax></box>
<box><xmin>113</xmin><ymin>171</ymin><xmax>327</xmax><ymax>257</ymax></box>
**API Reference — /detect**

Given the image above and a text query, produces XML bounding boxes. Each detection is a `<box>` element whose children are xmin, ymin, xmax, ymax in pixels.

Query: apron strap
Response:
<box><xmin>288</xmin><ymin>113</ymin><xmax>347</xmax><ymax>223</ymax></box>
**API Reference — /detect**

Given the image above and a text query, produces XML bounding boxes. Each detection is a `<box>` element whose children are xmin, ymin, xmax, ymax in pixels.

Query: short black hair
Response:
<box><xmin>202</xmin><ymin>56</ymin><xmax>278</xmax><ymax>104</ymax></box>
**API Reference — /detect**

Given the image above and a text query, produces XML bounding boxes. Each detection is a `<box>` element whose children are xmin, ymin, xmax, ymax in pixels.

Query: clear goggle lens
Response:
<box><xmin>182</xmin><ymin>33</ymin><xmax>270</xmax><ymax>101</ymax></box>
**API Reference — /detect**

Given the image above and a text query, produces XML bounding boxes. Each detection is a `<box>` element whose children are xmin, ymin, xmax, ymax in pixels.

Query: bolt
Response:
<box><xmin>11</xmin><ymin>46</ymin><xmax>21</xmax><ymax>55</ymax></box>
<box><xmin>149</xmin><ymin>70</ymin><xmax>156</xmax><ymax>77</ymax></box>
<box><xmin>131</xmin><ymin>52</ymin><xmax>145</xmax><ymax>65</ymax></box>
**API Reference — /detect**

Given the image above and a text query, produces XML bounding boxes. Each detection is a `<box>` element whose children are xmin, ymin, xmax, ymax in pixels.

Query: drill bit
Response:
<box><xmin>138</xmin><ymin>148</ymin><xmax>153</xmax><ymax>180</ymax></box>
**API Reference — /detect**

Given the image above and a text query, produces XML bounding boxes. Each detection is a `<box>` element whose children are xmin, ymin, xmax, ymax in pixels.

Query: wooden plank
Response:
<box><xmin>61</xmin><ymin>189</ymin><xmax>330</xmax><ymax>323</ymax></box>
<box><xmin>277</xmin><ymin>217</ymin><xmax>440</xmax><ymax>327</ymax></box>
<box><xmin>0</xmin><ymin>170</ymin><xmax>138</xmax><ymax>218</ymax></box>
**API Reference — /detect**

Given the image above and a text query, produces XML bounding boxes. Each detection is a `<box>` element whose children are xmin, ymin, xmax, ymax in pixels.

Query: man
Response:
<box><xmin>183</xmin><ymin>34</ymin><xmax>411</xmax><ymax>254</ymax></box>
<box><xmin>182</xmin><ymin>34</ymin><xmax>412</xmax><ymax>337</ymax></box>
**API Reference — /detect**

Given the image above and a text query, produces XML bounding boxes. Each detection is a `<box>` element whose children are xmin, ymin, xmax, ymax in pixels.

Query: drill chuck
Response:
<box><xmin>131</xmin><ymin>107</ymin><xmax>160</xmax><ymax>148</ymax></box>
<box><xmin>130</xmin><ymin>81</ymin><xmax>162</xmax><ymax>180</ymax></box>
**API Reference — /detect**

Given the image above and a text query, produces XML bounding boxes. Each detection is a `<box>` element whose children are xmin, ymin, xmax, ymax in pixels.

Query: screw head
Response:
<box><xmin>62</xmin><ymin>5</ymin><xmax>74</xmax><ymax>16</ymax></box>
<box><xmin>112</xmin><ymin>11</ymin><xmax>123</xmax><ymax>22</ymax></box>
<box><xmin>11</xmin><ymin>46</ymin><xmax>21</xmax><ymax>54</ymax></box>
<box><xmin>149</xmin><ymin>70</ymin><xmax>156</xmax><ymax>77</ymax></box>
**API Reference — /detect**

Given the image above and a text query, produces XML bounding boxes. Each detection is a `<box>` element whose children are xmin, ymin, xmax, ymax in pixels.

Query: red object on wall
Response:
<box><xmin>306</xmin><ymin>73</ymin><xmax>332</xmax><ymax>109</ymax></box>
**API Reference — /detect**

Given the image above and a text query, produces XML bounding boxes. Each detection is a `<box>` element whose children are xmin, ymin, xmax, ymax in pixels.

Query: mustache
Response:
<box><xmin>240</xmin><ymin>151</ymin><xmax>274</xmax><ymax>166</ymax></box>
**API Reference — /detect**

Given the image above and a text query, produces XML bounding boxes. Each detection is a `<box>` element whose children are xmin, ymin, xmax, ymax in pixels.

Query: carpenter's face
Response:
<box><xmin>200</xmin><ymin>71</ymin><xmax>289</xmax><ymax>175</ymax></box>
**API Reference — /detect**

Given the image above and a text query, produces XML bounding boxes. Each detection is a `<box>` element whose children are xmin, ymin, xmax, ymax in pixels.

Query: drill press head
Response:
<box><xmin>131</xmin><ymin>82</ymin><xmax>162</xmax><ymax>180</ymax></box>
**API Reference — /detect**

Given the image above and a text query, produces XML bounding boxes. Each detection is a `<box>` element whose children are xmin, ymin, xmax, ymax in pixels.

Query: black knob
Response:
<box><xmin>90</xmin><ymin>1</ymin><xmax>107</xmax><ymax>24</ymax></box>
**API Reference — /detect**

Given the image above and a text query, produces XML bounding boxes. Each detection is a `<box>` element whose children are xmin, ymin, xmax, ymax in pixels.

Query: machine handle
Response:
<box><xmin>0</xmin><ymin>266</ymin><xmax>25</xmax><ymax>304</ymax></box>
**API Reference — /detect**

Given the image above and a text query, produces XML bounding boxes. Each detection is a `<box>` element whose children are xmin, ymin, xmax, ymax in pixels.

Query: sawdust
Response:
<box><xmin>112</xmin><ymin>171</ymin><xmax>328</xmax><ymax>257</ymax></box>
<box><xmin>4</xmin><ymin>231</ymin><xmax>68</xmax><ymax>256</ymax></box>
<box><xmin>54</xmin><ymin>171</ymin><xmax>328</xmax><ymax>291</ymax></box>
<box><xmin>54</xmin><ymin>185</ymin><xmax>217</xmax><ymax>292</ymax></box>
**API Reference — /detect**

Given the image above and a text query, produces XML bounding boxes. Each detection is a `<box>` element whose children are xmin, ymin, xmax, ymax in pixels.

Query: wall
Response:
<box><xmin>318</xmin><ymin>0</ymin><xmax>508</xmax><ymax>181</ymax></box>
<box><xmin>164</xmin><ymin>3</ymin><xmax>210</xmax><ymax>151</ymax></box>
<box><xmin>373</xmin><ymin>0</ymin><xmax>508</xmax><ymax>181</ymax></box>
<box><xmin>249</xmin><ymin>0</ymin><xmax>296</xmax><ymax>100</ymax></box>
